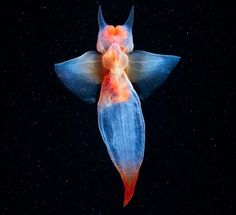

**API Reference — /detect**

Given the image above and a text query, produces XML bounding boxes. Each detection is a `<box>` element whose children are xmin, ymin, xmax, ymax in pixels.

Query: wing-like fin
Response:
<box><xmin>54</xmin><ymin>51</ymin><xmax>102</xmax><ymax>103</ymax></box>
<box><xmin>127</xmin><ymin>50</ymin><xmax>180</xmax><ymax>99</ymax></box>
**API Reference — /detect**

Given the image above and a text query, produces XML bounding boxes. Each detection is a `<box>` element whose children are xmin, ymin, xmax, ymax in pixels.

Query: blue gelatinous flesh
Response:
<box><xmin>98</xmin><ymin>81</ymin><xmax>145</xmax><ymax>205</ymax></box>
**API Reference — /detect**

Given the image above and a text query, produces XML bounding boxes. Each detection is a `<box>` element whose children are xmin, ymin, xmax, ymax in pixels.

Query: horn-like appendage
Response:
<box><xmin>98</xmin><ymin>5</ymin><xmax>107</xmax><ymax>30</ymax></box>
<box><xmin>124</xmin><ymin>6</ymin><xmax>134</xmax><ymax>30</ymax></box>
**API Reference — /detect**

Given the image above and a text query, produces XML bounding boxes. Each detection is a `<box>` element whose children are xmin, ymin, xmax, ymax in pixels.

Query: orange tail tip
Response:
<box><xmin>121</xmin><ymin>171</ymin><xmax>139</xmax><ymax>207</ymax></box>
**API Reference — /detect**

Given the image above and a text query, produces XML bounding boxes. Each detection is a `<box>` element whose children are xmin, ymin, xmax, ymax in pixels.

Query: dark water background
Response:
<box><xmin>1</xmin><ymin>0</ymin><xmax>235</xmax><ymax>214</ymax></box>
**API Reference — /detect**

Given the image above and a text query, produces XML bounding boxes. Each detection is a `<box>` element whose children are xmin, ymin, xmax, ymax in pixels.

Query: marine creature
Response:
<box><xmin>54</xmin><ymin>6</ymin><xmax>180</xmax><ymax>206</ymax></box>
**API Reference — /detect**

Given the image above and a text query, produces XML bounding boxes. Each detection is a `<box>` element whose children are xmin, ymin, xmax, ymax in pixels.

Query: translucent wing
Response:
<box><xmin>54</xmin><ymin>51</ymin><xmax>102</xmax><ymax>103</ymax></box>
<box><xmin>127</xmin><ymin>50</ymin><xmax>180</xmax><ymax>99</ymax></box>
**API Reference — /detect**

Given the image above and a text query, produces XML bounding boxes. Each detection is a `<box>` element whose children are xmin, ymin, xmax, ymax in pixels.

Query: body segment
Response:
<box><xmin>98</xmin><ymin>75</ymin><xmax>145</xmax><ymax>205</ymax></box>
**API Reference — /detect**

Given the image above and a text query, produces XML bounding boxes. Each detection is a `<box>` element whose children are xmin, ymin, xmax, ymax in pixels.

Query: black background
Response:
<box><xmin>1</xmin><ymin>0</ymin><xmax>235</xmax><ymax>214</ymax></box>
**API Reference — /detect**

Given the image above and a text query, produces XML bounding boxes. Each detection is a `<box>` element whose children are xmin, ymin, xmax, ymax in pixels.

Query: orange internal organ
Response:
<box><xmin>104</xmin><ymin>25</ymin><xmax>128</xmax><ymax>40</ymax></box>
<box><xmin>100</xmin><ymin>41</ymin><xmax>130</xmax><ymax>105</ymax></box>
<box><xmin>100</xmin><ymin>74</ymin><xmax>130</xmax><ymax>104</ymax></box>
<box><xmin>102</xmin><ymin>43</ymin><xmax>128</xmax><ymax>74</ymax></box>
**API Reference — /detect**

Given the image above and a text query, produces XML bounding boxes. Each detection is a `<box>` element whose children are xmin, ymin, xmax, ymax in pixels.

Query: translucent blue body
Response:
<box><xmin>98</xmin><ymin>80</ymin><xmax>145</xmax><ymax>175</ymax></box>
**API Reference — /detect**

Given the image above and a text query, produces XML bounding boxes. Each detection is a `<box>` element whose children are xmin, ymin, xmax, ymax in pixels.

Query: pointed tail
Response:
<box><xmin>120</xmin><ymin>170</ymin><xmax>139</xmax><ymax>207</ymax></box>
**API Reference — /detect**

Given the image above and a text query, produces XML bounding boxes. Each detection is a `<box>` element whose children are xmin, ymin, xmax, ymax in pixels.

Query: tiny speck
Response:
<box><xmin>40</xmin><ymin>6</ymin><xmax>47</xmax><ymax>10</ymax></box>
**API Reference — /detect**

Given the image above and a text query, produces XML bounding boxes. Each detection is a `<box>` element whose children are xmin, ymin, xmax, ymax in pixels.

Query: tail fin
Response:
<box><xmin>120</xmin><ymin>169</ymin><xmax>139</xmax><ymax>207</ymax></box>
